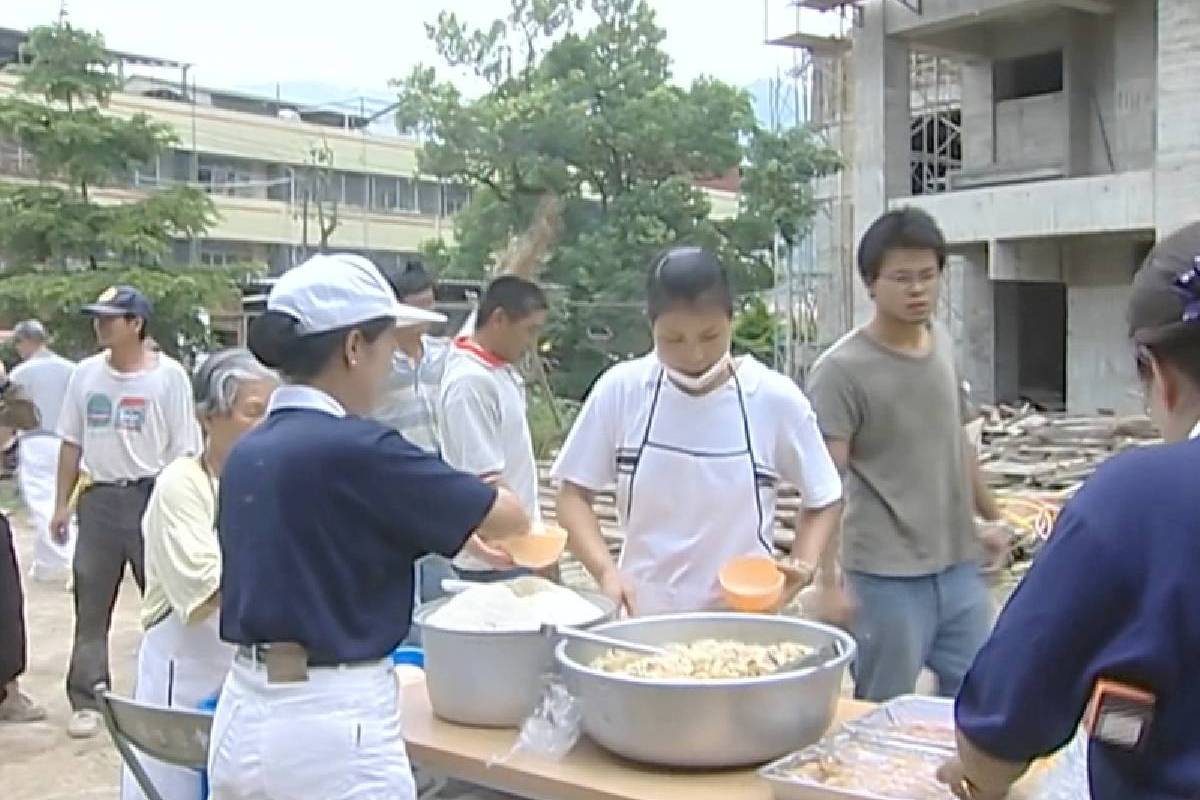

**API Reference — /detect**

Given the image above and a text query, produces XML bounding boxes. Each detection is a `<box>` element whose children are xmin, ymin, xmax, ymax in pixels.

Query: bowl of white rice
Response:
<box><xmin>415</xmin><ymin>577</ymin><xmax>616</xmax><ymax>727</ymax></box>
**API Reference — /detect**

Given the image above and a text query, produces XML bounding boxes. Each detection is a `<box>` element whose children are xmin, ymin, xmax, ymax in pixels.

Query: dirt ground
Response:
<box><xmin>2</xmin><ymin>484</ymin><xmax>142</xmax><ymax>800</ymax></box>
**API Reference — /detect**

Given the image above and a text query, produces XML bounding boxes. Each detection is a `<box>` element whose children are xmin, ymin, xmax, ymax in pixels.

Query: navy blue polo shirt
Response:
<box><xmin>956</xmin><ymin>436</ymin><xmax>1200</xmax><ymax>799</ymax></box>
<box><xmin>217</xmin><ymin>387</ymin><xmax>496</xmax><ymax>663</ymax></box>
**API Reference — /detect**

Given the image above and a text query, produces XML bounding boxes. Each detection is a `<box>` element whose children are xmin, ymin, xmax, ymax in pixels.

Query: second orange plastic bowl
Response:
<box><xmin>718</xmin><ymin>556</ymin><xmax>785</xmax><ymax>613</ymax></box>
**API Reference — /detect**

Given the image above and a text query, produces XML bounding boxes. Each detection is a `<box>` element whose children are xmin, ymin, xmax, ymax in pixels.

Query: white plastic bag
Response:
<box><xmin>489</xmin><ymin>676</ymin><xmax>583</xmax><ymax>765</ymax></box>
<box><xmin>1032</xmin><ymin>727</ymin><xmax>1090</xmax><ymax>800</ymax></box>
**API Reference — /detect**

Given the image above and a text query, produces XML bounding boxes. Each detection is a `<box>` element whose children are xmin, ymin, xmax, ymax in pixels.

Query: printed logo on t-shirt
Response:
<box><xmin>116</xmin><ymin>397</ymin><xmax>148</xmax><ymax>432</ymax></box>
<box><xmin>85</xmin><ymin>394</ymin><xmax>113</xmax><ymax>428</ymax></box>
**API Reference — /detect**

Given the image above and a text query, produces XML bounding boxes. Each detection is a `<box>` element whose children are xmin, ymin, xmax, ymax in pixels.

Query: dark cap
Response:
<box><xmin>1129</xmin><ymin>223</ymin><xmax>1200</xmax><ymax>346</ymax></box>
<box><xmin>81</xmin><ymin>286</ymin><xmax>153</xmax><ymax>320</ymax></box>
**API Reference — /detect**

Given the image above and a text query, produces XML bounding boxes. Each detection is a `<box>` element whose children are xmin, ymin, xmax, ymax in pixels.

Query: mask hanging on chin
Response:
<box><xmin>659</xmin><ymin>352</ymin><xmax>734</xmax><ymax>394</ymax></box>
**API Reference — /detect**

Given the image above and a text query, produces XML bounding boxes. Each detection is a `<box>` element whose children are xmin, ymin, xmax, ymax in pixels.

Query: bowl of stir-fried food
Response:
<box><xmin>555</xmin><ymin>613</ymin><xmax>855</xmax><ymax>768</ymax></box>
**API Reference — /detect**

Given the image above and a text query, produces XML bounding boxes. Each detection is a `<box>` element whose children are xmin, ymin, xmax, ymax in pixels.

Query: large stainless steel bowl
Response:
<box><xmin>415</xmin><ymin>590</ymin><xmax>616</xmax><ymax>727</ymax></box>
<box><xmin>555</xmin><ymin>613</ymin><xmax>856</xmax><ymax>768</ymax></box>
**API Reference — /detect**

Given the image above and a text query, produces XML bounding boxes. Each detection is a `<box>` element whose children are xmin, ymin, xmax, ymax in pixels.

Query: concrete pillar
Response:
<box><xmin>1155</xmin><ymin>0</ymin><xmax>1200</xmax><ymax>234</ymax></box>
<box><xmin>1111</xmin><ymin>0</ymin><xmax>1156</xmax><ymax>171</ymax></box>
<box><xmin>1064</xmin><ymin>15</ymin><xmax>1097</xmax><ymax>177</ymax></box>
<box><xmin>1063</xmin><ymin>238</ymin><xmax>1143</xmax><ymax>414</ymax></box>
<box><xmin>959</xmin><ymin>59</ymin><xmax>994</xmax><ymax>173</ymax></box>
<box><xmin>948</xmin><ymin>246</ymin><xmax>995</xmax><ymax>404</ymax></box>
<box><xmin>852</xmin><ymin>0</ymin><xmax>911</xmax><ymax>325</ymax></box>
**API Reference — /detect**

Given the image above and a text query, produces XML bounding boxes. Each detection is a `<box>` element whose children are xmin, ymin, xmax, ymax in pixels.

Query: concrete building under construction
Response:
<box><xmin>770</xmin><ymin>0</ymin><xmax>1200</xmax><ymax>414</ymax></box>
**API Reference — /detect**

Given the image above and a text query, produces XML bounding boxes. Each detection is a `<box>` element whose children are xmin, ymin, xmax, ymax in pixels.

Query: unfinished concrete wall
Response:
<box><xmin>959</xmin><ymin>59</ymin><xmax>994</xmax><ymax>171</ymax></box>
<box><xmin>995</xmin><ymin>95</ymin><xmax>1065</xmax><ymax>168</ymax></box>
<box><xmin>1063</xmin><ymin>238</ymin><xmax>1145</xmax><ymax>414</ymax></box>
<box><xmin>942</xmin><ymin>246</ymin><xmax>995</xmax><ymax>403</ymax></box>
<box><xmin>1112</xmin><ymin>0</ymin><xmax>1157</xmax><ymax>172</ymax></box>
<box><xmin>990</xmin><ymin>239</ymin><xmax>1063</xmax><ymax>282</ymax></box>
<box><xmin>853</xmin><ymin>2</ymin><xmax>911</xmax><ymax>326</ymax></box>
<box><xmin>1155</xmin><ymin>0</ymin><xmax>1200</xmax><ymax>234</ymax></box>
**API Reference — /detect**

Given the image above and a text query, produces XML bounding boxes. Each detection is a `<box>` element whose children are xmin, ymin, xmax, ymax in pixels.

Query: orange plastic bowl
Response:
<box><xmin>499</xmin><ymin>523</ymin><xmax>569</xmax><ymax>569</ymax></box>
<box><xmin>718</xmin><ymin>556</ymin><xmax>785</xmax><ymax>613</ymax></box>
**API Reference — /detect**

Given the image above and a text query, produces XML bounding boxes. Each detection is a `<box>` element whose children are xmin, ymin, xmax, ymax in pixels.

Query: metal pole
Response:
<box><xmin>190</xmin><ymin>73</ymin><xmax>199</xmax><ymax>266</ymax></box>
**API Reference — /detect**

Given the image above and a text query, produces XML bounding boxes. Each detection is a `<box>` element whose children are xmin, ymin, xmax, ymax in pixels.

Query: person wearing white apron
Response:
<box><xmin>8</xmin><ymin>320</ymin><xmax>76</xmax><ymax>582</ymax></box>
<box><xmin>552</xmin><ymin>246</ymin><xmax>845</xmax><ymax>616</ymax></box>
<box><xmin>122</xmin><ymin>349</ymin><xmax>277</xmax><ymax>800</ymax></box>
<box><xmin>206</xmin><ymin>254</ymin><xmax>531</xmax><ymax>800</ymax></box>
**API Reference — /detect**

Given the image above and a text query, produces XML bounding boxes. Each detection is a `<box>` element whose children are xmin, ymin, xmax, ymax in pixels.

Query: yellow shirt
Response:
<box><xmin>140</xmin><ymin>457</ymin><xmax>220</xmax><ymax>630</ymax></box>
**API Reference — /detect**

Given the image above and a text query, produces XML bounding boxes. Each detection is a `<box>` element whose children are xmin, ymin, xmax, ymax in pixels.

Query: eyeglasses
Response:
<box><xmin>879</xmin><ymin>271</ymin><xmax>941</xmax><ymax>288</ymax></box>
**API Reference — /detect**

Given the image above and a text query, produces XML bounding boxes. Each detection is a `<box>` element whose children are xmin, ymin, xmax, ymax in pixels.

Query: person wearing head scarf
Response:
<box><xmin>937</xmin><ymin>222</ymin><xmax>1200</xmax><ymax>800</ymax></box>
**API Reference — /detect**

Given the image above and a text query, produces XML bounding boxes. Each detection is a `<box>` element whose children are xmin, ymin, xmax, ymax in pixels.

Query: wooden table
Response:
<box><xmin>401</xmin><ymin>677</ymin><xmax>874</xmax><ymax>800</ymax></box>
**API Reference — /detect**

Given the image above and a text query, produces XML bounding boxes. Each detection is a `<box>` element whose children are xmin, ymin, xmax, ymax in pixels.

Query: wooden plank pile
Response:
<box><xmin>545</xmin><ymin>408</ymin><xmax>1158</xmax><ymax>588</ymax></box>
<box><xmin>978</xmin><ymin>406</ymin><xmax>1159</xmax><ymax>495</ymax></box>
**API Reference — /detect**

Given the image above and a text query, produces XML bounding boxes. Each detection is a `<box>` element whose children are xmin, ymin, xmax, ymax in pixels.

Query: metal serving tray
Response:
<box><xmin>844</xmin><ymin>695</ymin><xmax>956</xmax><ymax>752</ymax></box>
<box><xmin>759</xmin><ymin>731</ymin><xmax>954</xmax><ymax>800</ymax></box>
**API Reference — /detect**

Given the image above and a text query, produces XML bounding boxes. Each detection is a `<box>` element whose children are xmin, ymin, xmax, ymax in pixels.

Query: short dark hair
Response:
<box><xmin>477</xmin><ymin>276</ymin><xmax>548</xmax><ymax>328</ymax></box>
<box><xmin>247</xmin><ymin>311</ymin><xmax>393</xmax><ymax>381</ymax></box>
<box><xmin>126</xmin><ymin>314</ymin><xmax>148</xmax><ymax>341</ymax></box>
<box><xmin>381</xmin><ymin>260</ymin><xmax>434</xmax><ymax>302</ymax></box>
<box><xmin>645</xmin><ymin>246</ymin><xmax>734</xmax><ymax>322</ymax></box>
<box><xmin>857</xmin><ymin>207</ymin><xmax>947</xmax><ymax>285</ymax></box>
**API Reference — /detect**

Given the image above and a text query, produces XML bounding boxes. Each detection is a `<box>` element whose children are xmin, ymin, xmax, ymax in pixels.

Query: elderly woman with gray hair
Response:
<box><xmin>121</xmin><ymin>349</ymin><xmax>277</xmax><ymax>800</ymax></box>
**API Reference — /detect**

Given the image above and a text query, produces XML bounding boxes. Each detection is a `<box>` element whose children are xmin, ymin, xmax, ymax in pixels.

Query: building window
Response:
<box><xmin>442</xmin><ymin>183</ymin><xmax>470</xmax><ymax>215</ymax></box>
<box><xmin>197</xmin><ymin>160</ymin><xmax>255</xmax><ymax>196</ymax></box>
<box><xmin>417</xmin><ymin>180</ymin><xmax>442</xmax><ymax>216</ymax></box>
<box><xmin>343</xmin><ymin>173</ymin><xmax>368</xmax><ymax>208</ymax></box>
<box><xmin>994</xmin><ymin>51</ymin><xmax>1064</xmax><ymax>102</ymax></box>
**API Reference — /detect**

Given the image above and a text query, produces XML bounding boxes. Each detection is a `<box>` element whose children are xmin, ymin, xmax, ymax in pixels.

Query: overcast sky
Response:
<box><xmin>3</xmin><ymin>1</ymin><xmax>844</xmax><ymax>99</ymax></box>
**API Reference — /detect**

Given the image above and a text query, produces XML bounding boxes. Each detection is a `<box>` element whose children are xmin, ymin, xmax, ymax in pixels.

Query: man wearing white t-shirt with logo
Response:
<box><xmin>49</xmin><ymin>286</ymin><xmax>202</xmax><ymax>738</ymax></box>
<box><xmin>439</xmin><ymin>276</ymin><xmax>548</xmax><ymax>582</ymax></box>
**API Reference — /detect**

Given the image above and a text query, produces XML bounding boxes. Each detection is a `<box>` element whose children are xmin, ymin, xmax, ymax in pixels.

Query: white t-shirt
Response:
<box><xmin>57</xmin><ymin>352</ymin><xmax>202</xmax><ymax>483</ymax></box>
<box><xmin>10</xmin><ymin>348</ymin><xmax>75</xmax><ymax>436</ymax></box>
<box><xmin>439</xmin><ymin>340</ymin><xmax>541</xmax><ymax>571</ymax></box>
<box><xmin>551</xmin><ymin>354</ymin><xmax>842</xmax><ymax>612</ymax></box>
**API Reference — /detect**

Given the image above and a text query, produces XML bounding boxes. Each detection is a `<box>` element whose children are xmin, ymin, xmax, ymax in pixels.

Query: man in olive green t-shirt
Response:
<box><xmin>807</xmin><ymin>208</ymin><xmax>1008</xmax><ymax>702</ymax></box>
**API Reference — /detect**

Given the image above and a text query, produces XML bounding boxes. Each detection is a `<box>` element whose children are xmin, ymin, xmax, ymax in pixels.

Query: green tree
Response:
<box><xmin>0</xmin><ymin>22</ymin><xmax>215</xmax><ymax>266</ymax></box>
<box><xmin>0</xmin><ymin>266</ymin><xmax>244</xmax><ymax>362</ymax></box>
<box><xmin>732</xmin><ymin>295</ymin><xmax>779</xmax><ymax>365</ymax></box>
<box><xmin>395</xmin><ymin>0</ymin><xmax>840</xmax><ymax>398</ymax></box>
<box><xmin>0</xmin><ymin>22</ymin><xmax>246</xmax><ymax>360</ymax></box>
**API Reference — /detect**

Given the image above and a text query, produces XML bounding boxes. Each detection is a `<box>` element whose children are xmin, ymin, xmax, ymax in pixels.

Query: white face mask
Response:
<box><xmin>660</xmin><ymin>352</ymin><xmax>733</xmax><ymax>394</ymax></box>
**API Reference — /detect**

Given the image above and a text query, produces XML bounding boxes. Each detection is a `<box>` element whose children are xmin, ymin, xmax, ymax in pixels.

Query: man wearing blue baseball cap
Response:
<box><xmin>51</xmin><ymin>285</ymin><xmax>203</xmax><ymax>738</ymax></box>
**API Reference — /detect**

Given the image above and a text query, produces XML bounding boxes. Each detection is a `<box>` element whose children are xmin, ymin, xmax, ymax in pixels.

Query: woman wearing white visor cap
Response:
<box><xmin>552</xmin><ymin>246</ymin><xmax>845</xmax><ymax>616</ymax></box>
<box><xmin>207</xmin><ymin>253</ymin><xmax>530</xmax><ymax>800</ymax></box>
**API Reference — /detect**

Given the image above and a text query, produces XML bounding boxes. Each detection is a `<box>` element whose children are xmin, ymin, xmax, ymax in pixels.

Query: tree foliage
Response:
<box><xmin>395</xmin><ymin>0</ymin><xmax>840</xmax><ymax>397</ymax></box>
<box><xmin>0</xmin><ymin>265</ymin><xmax>248</xmax><ymax>362</ymax></box>
<box><xmin>0</xmin><ymin>22</ymin><xmax>215</xmax><ymax>266</ymax></box>
<box><xmin>0</xmin><ymin>22</ymin><xmax>237</xmax><ymax>360</ymax></box>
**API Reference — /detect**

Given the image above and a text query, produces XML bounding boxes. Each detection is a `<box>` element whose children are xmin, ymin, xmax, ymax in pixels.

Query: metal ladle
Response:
<box><xmin>542</xmin><ymin>624</ymin><xmax>668</xmax><ymax>657</ymax></box>
<box><xmin>770</xmin><ymin>640</ymin><xmax>840</xmax><ymax>675</ymax></box>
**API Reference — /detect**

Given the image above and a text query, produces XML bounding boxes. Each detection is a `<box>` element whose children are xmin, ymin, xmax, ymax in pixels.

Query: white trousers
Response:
<box><xmin>17</xmin><ymin>435</ymin><xmax>73</xmax><ymax>580</ymax></box>
<box><xmin>208</xmin><ymin>657</ymin><xmax>415</xmax><ymax>800</ymax></box>
<box><xmin>121</xmin><ymin>613</ymin><xmax>233</xmax><ymax>800</ymax></box>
